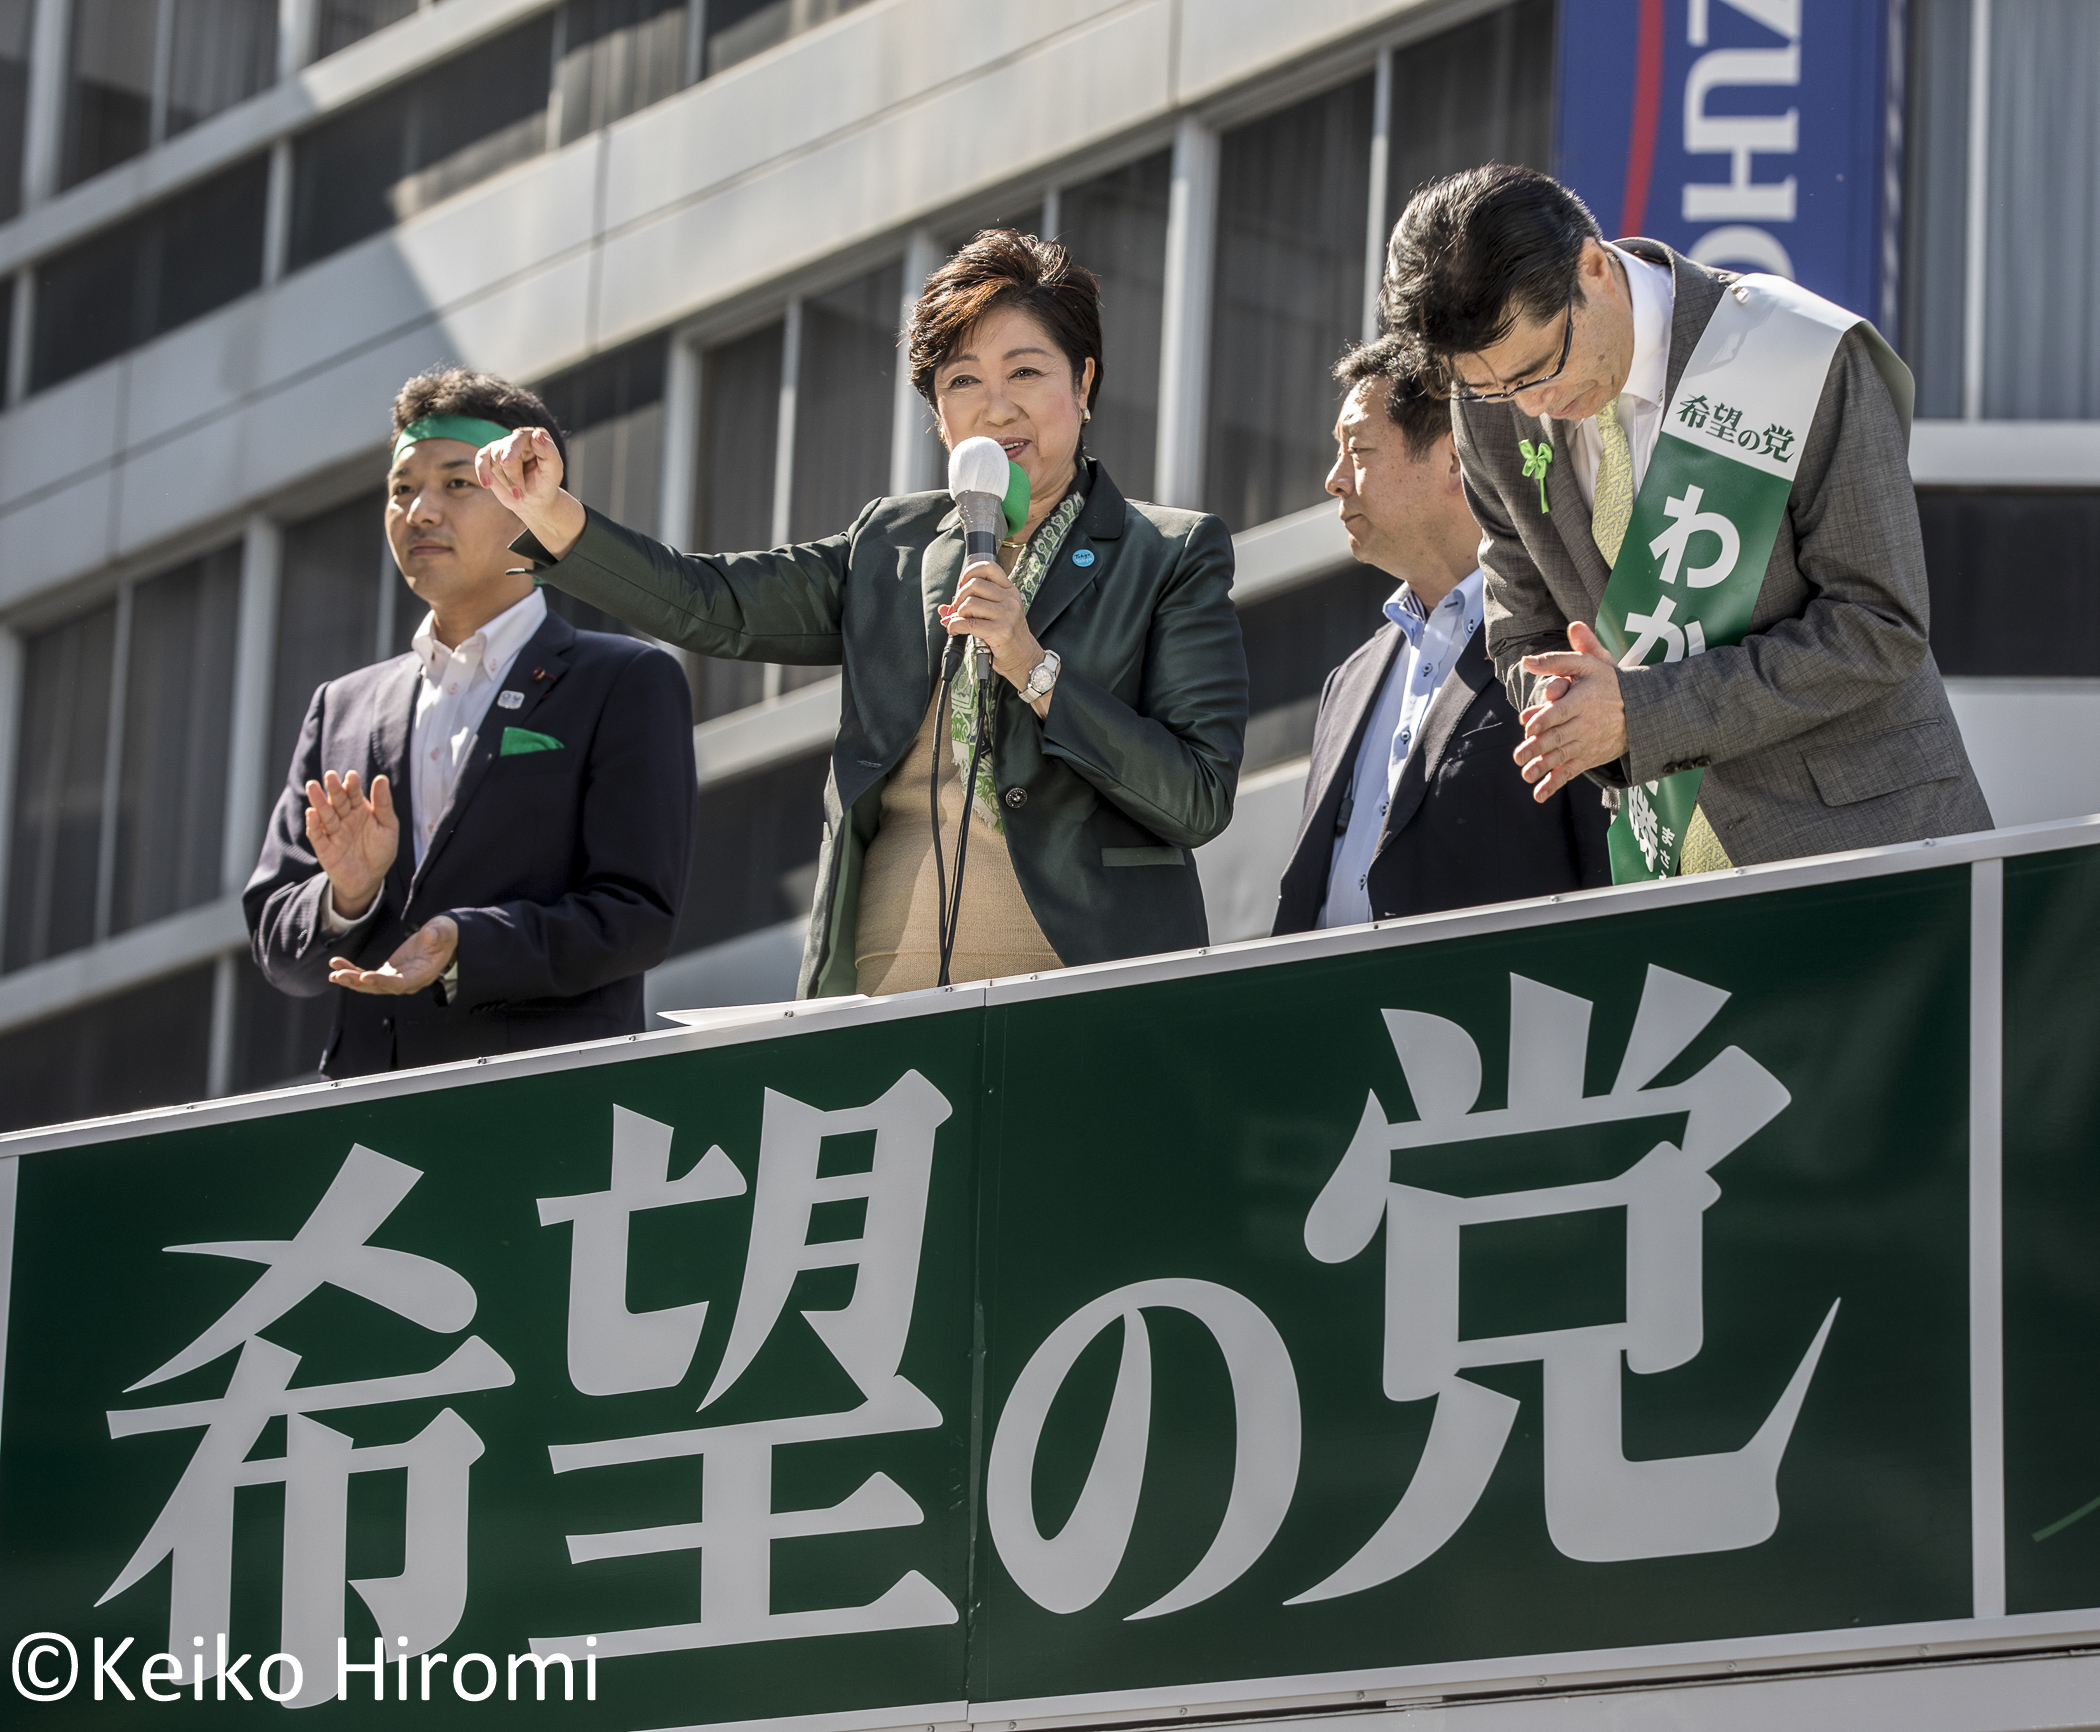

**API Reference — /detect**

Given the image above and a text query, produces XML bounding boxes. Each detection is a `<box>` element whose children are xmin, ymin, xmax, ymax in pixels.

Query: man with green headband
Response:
<box><xmin>244</xmin><ymin>367</ymin><xmax>697</xmax><ymax>1078</ymax></box>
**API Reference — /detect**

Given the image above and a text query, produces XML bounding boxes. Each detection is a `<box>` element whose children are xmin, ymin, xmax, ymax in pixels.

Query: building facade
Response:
<box><xmin>0</xmin><ymin>0</ymin><xmax>2092</xmax><ymax>1130</ymax></box>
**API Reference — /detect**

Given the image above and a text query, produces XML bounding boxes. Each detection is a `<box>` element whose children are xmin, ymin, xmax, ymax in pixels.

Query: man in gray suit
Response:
<box><xmin>1380</xmin><ymin>165</ymin><xmax>1990</xmax><ymax>871</ymax></box>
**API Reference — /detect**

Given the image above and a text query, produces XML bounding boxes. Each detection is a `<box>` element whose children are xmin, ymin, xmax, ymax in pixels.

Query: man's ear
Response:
<box><xmin>1441</xmin><ymin>434</ymin><xmax>1465</xmax><ymax>490</ymax></box>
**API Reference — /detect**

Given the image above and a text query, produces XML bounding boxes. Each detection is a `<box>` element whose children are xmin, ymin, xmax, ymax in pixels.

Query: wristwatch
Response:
<box><xmin>1020</xmin><ymin>649</ymin><xmax>1061</xmax><ymax>703</ymax></box>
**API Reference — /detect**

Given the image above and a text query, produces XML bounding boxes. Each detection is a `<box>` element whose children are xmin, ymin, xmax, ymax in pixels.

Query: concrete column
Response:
<box><xmin>222</xmin><ymin>513</ymin><xmax>283</xmax><ymax>897</ymax></box>
<box><xmin>1362</xmin><ymin>48</ymin><xmax>1392</xmax><ymax>340</ymax></box>
<box><xmin>1154</xmin><ymin>113</ymin><xmax>1219</xmax><ymax>510</ymax></box>
<box><xmin>889</xmin><ymin>226</ymin><xmax>941</xmax><ymax>496</ymax></box>
<box><xmin>278</xmin><ymin>0</ymin><xmax>316</xmax><ymax>76</ymax></box>
<box><xmin>658</xmin><ymin>332</ymin><xmax>701</xmax><ymax>548</ymax></box>
<box><xmin>20</xmin><ymin>0</ymin><xmax>71</xmax><ymax>205</ymax></box>
<box><xmin>261</xmin><ymin>139</ymin><xmax>294</xmax><ymax>284</ymax></box>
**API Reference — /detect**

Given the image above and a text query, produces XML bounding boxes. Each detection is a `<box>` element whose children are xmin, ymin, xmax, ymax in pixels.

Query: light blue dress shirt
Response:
<box><xmin>1317</xmin><ymin>568</ymin><xmax>1486</xmax><ymax>930</ymax></box>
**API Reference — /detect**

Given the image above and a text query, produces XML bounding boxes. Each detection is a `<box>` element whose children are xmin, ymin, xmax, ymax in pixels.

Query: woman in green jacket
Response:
<box><xmin>481</xmin><ymin>230</ymin><xmax>1248</xmax><ymax>998</ymax></box>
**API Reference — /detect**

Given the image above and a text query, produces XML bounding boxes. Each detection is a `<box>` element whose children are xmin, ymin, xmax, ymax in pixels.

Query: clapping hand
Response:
<box><xmin>304</xmin><ymin>770</ymin><xmax>398</xmax><ymax>920</ymax></box>
<box><xmin>1514</xmin><ymin>620</ymin><xmax>1629</xmax><ymax>802</ymax></box>
<box><xmin>329</xmin><ymin>916</ymin><xmax>460</xmax><ymax>997</ymax></box>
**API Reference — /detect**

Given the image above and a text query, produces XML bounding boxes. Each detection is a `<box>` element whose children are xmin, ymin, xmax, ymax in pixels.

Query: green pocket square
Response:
<box><xmin>499</xmin><ymin>727</ymin><xmax>564</xmax><ymax>756</ymax></box>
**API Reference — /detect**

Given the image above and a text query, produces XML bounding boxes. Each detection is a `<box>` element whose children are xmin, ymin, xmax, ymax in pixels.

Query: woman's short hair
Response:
<box><xmin>1333</xmin><ymin>334</ymin><xmax>1453</xmax><ymax>462</ymax></box>
<box><xmin>905</xmin><ymin>230</ymin><xmax>1104</xmax><ymax>413</ymax></box>
<box><xmin>1380</xmin><ymin>164</ymin><xmax>1602</xmax><ymax>382</ymax></box>
<box><xmin>392</xmin><ymin>366</ymin><xmax>568</xmax><ymax>466</ymax></box>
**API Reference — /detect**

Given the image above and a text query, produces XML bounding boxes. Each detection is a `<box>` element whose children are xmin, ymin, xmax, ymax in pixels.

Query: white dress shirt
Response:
<box><xmin>405</xmin><ymin>586</ymin><xmax>547</xmax><ymax>867</ymax></box>
<box><xmin>1567</xmin><ymin>244</ymin><xmax>1676</xmax><ymax>505</ymax></box>
<box><xmin>1318</xmin><ymin>568</ymin><xmax>1486</xmax><ymax>930</ymax></box>
<box><xmin>322</xmin><ymin>586</ymin><xmax>547</xmax><ymax>938</ymax></box>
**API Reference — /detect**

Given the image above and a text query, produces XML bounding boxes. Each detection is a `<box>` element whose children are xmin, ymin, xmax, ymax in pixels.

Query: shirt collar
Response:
<box><xmin>1382</xmin><ymin>567</ymin><xmax>1485</xmax><ymax>648</ymax></box>
<box><xmin>1609</xmin><ymin>241</ymin><xmax>1675</xmax><ymax>412</ymax></box>
<box><xmin>411</xmin><ymin>586</ymin><xmax>547</xmax><ymax>685</ymax></box>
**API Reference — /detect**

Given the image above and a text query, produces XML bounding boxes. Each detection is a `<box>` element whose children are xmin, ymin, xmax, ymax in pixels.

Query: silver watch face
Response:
<box><xmin>1026</xmin><ymin>652</ymin><xmax>1060</xmax><ymax>697</ymax></box>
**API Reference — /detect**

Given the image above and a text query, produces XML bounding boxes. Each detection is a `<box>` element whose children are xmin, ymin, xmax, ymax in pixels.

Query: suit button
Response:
<box><xmin>381</xmin><ymin>1017</ymin><xmax>393</xmax><ymax>1031</ymax></box>
<box><xmin>1003</xmin><ymin>787</ymin><xmax>1026</xmax><ymax>809</ymax></box>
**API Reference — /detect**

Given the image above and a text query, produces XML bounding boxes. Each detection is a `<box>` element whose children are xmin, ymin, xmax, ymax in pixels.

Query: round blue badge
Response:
<box><xmin>1072</xmin><ymin>548</ymin><xmax>1095</xmax><ymax>567</ymax></box>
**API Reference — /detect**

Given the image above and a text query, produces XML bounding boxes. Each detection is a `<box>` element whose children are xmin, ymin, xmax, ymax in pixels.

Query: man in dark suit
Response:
<box><xmin>1274</xmin><ymin>337</ymin><xmax>1609</xmax><ymax>935</ymax></box>
<box><xmin>245</xmin><ymin>368</ymin><xmax>696</xmax><ymax>1078</ymax></box>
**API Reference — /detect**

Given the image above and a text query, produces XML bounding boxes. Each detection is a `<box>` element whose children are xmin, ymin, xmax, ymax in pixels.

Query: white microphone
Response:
<box><xmin>946</xmin><ymin>436</ymin><xmax>1011</xmax><ymax>679</ymax></box>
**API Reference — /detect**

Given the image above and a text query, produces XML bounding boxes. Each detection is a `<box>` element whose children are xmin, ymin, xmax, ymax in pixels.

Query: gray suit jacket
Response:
<box><xmin>1453</xmin><ymin>240</ymin><xmax>1992</xmax><ymax>865</ymax></box>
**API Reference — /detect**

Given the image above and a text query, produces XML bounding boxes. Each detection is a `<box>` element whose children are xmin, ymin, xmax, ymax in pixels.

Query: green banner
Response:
<box><xmin>1591</xmin><ymin>277</ymin><xmax>1866</xmax><ymax>882</ymax></box>
<box><xmin>2</xmin><ymin>834</ymin><xmax>2097</xmax><ymax>1726</ymax></box>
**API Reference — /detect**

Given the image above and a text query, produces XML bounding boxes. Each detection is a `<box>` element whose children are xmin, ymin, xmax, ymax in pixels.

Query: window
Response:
<box><xmin>314</xmin><ymin>0</ymin><xmax>417</xmax><ymax>60</ymax></box>
<box><xmin>0</xmin><ymin>962</ymin><xmax>215</xmax><ymax>1133</ymax></box>
<box><xmin>264</xmin><ymin>493</ymin><xmax>398</xmax><ymax>818</ymax></box>
<box><xmin>685</xmin><ymin>265</ymin><xmax>898</xmax><ymax>719</ymax></box>
<box><xmin>665</xmin><ymin>751</ymin><xmax>830</xmax><ymax>956</ymax></box>
<box><xmin>790</xmin><ymin>263</ymin><xmax>901</xmax><ymax>540</ymax></box>
<box><xmin>289</xmin><ymin>16</ymin><xmax>557</xmax><ymax>270</ymax></box>
<box><xmin>541</xmin><ymin>334</ymin><xmax>669</xmax><ymax>539</ymax></box>
<box><xmin>538</xmin><ymin>333</ymin><xmax>668</xmax><ymax>636</ymax></box>
<box><xmin>0</xmin><ymin>0</ymin><xmax>30</xmax><ymax>224</ymax></box>
<box><xmin>5</xmin><ymin>544</ymin><xmax>241</xmax><ymax>973</ymax></box>
<box><xmin>1903</xmin><ymin>0</ymin><xmax>1970</xmax><ymax>417</ymax></box>
<box><xmin>110</xmin><ymin>550</ymin><xmax>242</xmax><ymax>934</ymax></box>
<box><xmin>1904</xmin><ymin>0</ymin><xmax>2100</xmax><ymax>418</ymax></box>
<box><xmin>703</xmin><ymin>0</ymin><xmax>873</xmax><ymax>77</ymax></box>
<box><xmin>691</xmin><ymin>321</ymin><xmax>784</xmax><ymax>720</ymax></box>
<box><xmin>1919</xmin><ymin>491</ymin><xmax>2100</xmax><ymax>676</ymax></box>
<box><xmin>61</xmin><ymin>0</ymin><xmax>277</xmax><ymax>189</ymax></box>
<box><xmin>1059</xmin><ymin>151</ymin><xmax>1171</xmax><ymax>501</ymax></box>
<box><xmin>1238</xmin><ymin>566</ymin><xmax>1395</xmax><ymax>772</ymax></box>
<box><xmin>556</xmin><ymin>0</ymin><xmax>688</xmax><ymax>144</ymax></box>
<box><xmin>31</xmin><ymin>154</ymin><xmax>269</xmax><ymax>392</ymax></box>
<box><xmin>1386</xmin><ymin>0</ymin><xmax>1553</xmax><ymax>224</ymax></box>
<box><xmin>5</xmin><ymin>604</ymin><xmax>115</xmax><ymax>970</ymax></box>
<box><xmin>231</xmin><ymin>955</ymin><xmax>335</xmax><ymax>1092</ymax></box>
<box><xmin>1206</xmin><ymin>76</ymin><xmax>1376</xmax><ymax>533</ymax></box>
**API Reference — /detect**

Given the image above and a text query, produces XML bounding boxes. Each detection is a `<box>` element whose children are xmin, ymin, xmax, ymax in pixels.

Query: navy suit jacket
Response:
<box><xmin>1273</xmin><ymin>616</ymin><xmax>1611</xmax><ymax>935</ymax></box>
<box><xmin>245</xmin><ymin>609</ymin><xmax>696</xmax><ymax>1079</ymax></box>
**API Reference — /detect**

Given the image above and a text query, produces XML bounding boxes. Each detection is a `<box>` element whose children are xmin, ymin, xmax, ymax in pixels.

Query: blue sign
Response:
<box><xmin>1555</xmin><ymin>0</ymin><xmax>1891</xmax><ymax>322</ymax></box>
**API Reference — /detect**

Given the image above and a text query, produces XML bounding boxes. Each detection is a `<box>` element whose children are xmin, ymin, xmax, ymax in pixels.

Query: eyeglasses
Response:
<box><xmin>1452</xmin><ymin>291</ymin><xmax>1577</xmax><ymax>403</ymax></box>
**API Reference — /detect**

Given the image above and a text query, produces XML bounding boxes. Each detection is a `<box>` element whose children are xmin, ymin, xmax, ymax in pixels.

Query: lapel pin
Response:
<box><xmin>1519</xmin><ymin>439</ymin><xmax>1554</xmax><ymax>514</ymax></box>
<box><xmin>497</xmin><ymin>690</ymin><xmax>524</xmax><ymax>710</ymax></box>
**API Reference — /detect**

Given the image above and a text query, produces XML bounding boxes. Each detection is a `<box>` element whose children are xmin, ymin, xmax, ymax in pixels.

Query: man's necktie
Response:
<box><xmin>1591</xmin><ymin>398</ymin><xmax>1634</xmax><ymax>567</ymax></box>
<box><xmin>1590</xmin><ymin>398</ymin><xmax>1733</xmax><ymax>875</ymax></box>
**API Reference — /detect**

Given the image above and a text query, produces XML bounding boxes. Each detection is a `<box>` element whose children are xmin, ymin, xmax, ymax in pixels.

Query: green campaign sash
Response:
<box><xmin>1586</xmin><ymin>275</ymin><xmax>1894</xmax><ymax>882</ymax></box>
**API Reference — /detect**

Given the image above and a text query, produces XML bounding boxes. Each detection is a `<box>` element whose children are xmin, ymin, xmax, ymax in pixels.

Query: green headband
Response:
<box><xmin>392</xmin><ymin>415</ymin><xmax>519</xmax><ymax>461</ymax></box>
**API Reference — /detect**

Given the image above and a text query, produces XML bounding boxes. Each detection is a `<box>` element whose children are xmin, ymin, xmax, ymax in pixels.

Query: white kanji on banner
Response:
<box><xmin>537</xmin><ymin>1106</ymin><xmax>749</xmax><ymax>1396</ymax></box>
<box><xmin>534</xmin><ymin>1071</ymin><xmax>960</xmax><ymax>1662</ymax></box>
<box><xmin>101</xmin><ymin>1147</ymin><xmax>512</xmax><ymax>1707</ymax></box>
<box><xmin>1293</xmin><ymin>966</ymin><xmax>1836</xmax><ymax>1601</ymax></box>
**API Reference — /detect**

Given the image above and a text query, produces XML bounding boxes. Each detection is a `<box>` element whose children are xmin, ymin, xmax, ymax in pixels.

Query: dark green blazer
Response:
<box><xmin>517</xmin><ymin>464</ymin><xmax>1247</xmax><ymax>997</ymax></box>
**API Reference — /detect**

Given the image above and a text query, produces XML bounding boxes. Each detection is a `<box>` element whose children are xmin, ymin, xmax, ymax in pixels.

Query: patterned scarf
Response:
<box><xmin>948</xmin><ymin>484</ymin><xmax>1087</xmax><ymax>831</ymax></box>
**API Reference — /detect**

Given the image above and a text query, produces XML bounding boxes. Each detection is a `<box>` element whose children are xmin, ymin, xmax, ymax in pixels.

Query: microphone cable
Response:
<box><xmin>932</xmin><ymin>638</ymin><xmax>994</xmax><ymax>988</ymax></box>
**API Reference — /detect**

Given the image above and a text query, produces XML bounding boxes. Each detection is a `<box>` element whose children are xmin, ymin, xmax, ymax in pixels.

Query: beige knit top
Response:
<box><xmin>854</xmin><ymin>696</ymin><xmax>1062</xmax><ymax>995</ymax></box>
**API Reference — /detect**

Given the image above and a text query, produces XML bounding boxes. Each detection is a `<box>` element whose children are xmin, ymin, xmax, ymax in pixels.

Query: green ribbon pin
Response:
<box><xmin>1519</xmin><ymin>438</ymin><xmax>1553</xmax><ymax>513</ymax></box>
